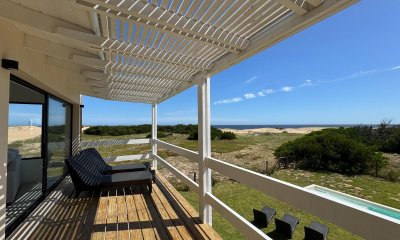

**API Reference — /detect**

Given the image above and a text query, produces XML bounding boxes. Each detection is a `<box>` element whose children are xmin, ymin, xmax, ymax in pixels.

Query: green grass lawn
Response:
<box><xmin>178</xmin><ymin>167</ymin><xmax>400</xmax><ymax>240</ymax></box>
<box><xmin>180</xmin><ymin>181</ymin><xmax>362</xmax><ymax>240</ymax></box>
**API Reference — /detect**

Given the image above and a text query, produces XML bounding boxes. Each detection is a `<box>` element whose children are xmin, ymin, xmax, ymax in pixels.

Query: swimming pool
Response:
<box><xmin>305</xmin><ymin>185</ymin><xmax>400</xmax><ymax>223</ymax></box>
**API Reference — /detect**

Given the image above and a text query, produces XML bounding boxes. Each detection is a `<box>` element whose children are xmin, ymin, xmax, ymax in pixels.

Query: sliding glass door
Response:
<box><xmin>46</xmin><ymin>97</ymin><xmax>71</xmax><ymax>189</ymax></box>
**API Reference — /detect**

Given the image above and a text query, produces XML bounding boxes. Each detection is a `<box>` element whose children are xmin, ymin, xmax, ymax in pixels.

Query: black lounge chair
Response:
<box><xmin>275</xmin><ymin>213</ymin><xmax>299</xmax><ymax>239</ymax></box>
<box><xmin>80</xmin><ymin>148</ymin><xmax>150</xmax><ymax>174</ymax></box>
<box><xmin>304</xmin><ymin>221</ymin><xmax>328</xmax><ymax>240</ymax></box>
<box><xmin>65</xmin><ymin>154</ymin><xmax>153</xmax><ymax>197</ymax></box>
<box><xmin>252</xmin><ymin>206</ymin><xmax>276</xmax><ymax>227</ymax></box>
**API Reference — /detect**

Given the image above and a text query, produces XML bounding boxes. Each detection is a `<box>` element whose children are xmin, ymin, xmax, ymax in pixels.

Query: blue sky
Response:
<box><xmin>9</xmin><ymin>1</ymin><xmax>400</xmax><ymax>126</ymax></box>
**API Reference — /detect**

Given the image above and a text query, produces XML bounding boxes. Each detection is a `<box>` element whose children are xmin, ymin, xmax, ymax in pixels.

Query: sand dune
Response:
<box><xmin>8</xmin><ymin>126</ymin><xmax>42</xmax><ymax>144</ymax></box>
<box><xmin>219</xmin><ymin>127</ymin><xmax>329</xmax><ymax>135</ymax></box>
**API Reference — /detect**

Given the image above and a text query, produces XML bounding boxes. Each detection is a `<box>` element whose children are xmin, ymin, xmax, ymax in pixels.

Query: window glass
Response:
<box><xmin>8</xmin><ymin>104</ymin><xmax>43</xmax><ymax>158</ymax></box>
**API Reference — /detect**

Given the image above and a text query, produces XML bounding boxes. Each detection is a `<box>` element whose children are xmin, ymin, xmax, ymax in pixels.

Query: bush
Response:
<box><xmin>275</xmin><ymin>129</ymin><xmax>387</xmax><ymax>175</ymax></box>
<box><xmin>187</xmin><ymin>128</ymin><xmax>237</xmax><ymax>140</ymax></box>
<box><xmin>220</xmin><ymin>131</ymin><xmax>237</xmax><ymax>140</ymax></box>
<box><xmin>145</xmin><ymin>131</ymin><xmax>170</xmax><ymax>138</ymax></box>
<box><xmin>385</xmin><ymin>169</ymin><xmax>400</xmax><ymax>182</ymax></box>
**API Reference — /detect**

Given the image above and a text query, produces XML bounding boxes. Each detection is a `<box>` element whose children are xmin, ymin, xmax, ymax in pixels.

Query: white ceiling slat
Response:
<box><xmin>206</xmin><ymin>0</ymin><xmax>234</xmax><ymax>26</ymax></box>
<box><xmin>110</xmin><ymin>17</ymin><xmax>117</xmax><ymax>41</ymax></box>
<box><xmin>126</xmin><ymin>21</ymin><xmax>134</xmax><ymax>43</ymax></box>
<box><xmin>177</xmin><ymin>0</ymin><xmax>191</xmax><ymax>15</ymax></box>
<box><xmin>193</xmin><ymin>0</ymin><xmax>213</xmax><ymax>21</ymax></box>
<box><xmin>76</xmin><ymin>0</ymin><xmax>245</xmax><ymax>52</ymax></box>
<box><xmin>119</xmin><ymin>20</ymin><xmax>126</xmax><ymax>42</ymax></box>
<box><xmin>161</xmin><ymin>0</ymin><xmax>170</xmax><ymax>10</ymax></box>
<box><xmin>185</xmin><ymin>0</ymin><xmax>202</xmax><ymax>17</ymax></box>
<box><xmin>170</xmin><ymin>0</ymin><xmax>181</xmax><ymax>12</ymax></box>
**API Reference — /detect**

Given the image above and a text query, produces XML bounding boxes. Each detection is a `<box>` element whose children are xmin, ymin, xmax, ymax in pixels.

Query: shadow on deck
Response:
<box><xmin>8</xmin><ymin>174</ymin><xmax>221</xmax><ymax>240</ymax></box>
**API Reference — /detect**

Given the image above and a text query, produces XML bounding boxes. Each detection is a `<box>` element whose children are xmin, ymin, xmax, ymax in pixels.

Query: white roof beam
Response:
<box><xmin>74</xmin><ymin>0</ymin><xmax>242</xmax><ymax>53</ymax></box>
<box><xmin>82</xmin><ymin>70</ymin><xmax>184</xmax><ymax>87</ymax></box>
<box><xmin>0</xmin><ymin>0</ymin><xmax>93</xmax><ymax>35</ymax></box>
<box><xmin>306</xmin><ymin>0</ymin><xmax>323</xmax><ymax>7</ymax></box>
<box><xmin>274</xmin><ymin>0</ymin><xmax>309</xmax><ymax>15</ymax></box>
<box><xmin>56</xmin><ymin>27</ymin><xmax>211</xmax><ymax>70</ymax></box>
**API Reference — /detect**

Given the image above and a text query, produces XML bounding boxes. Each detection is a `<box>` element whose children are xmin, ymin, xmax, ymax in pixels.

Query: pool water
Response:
<box><xmin>305</xmin><ymin>185</ymin><xmax>400</xmax><ymax>221</ymax></box>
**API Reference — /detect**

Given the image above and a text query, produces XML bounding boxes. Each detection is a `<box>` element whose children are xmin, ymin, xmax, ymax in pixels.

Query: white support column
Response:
<box><xmin>198</xmin><ymin>76</ymin><xmax>212</xmax><ymax>225</ymax></box>
<box><xmin>0</xmin><ymin>68</ymin><xmax>10</xmax><ymax>239</ymax></box>
<box><xmin>71</xmin><ymin>96</ymin><xmax>82</xmax><ymax>156</ymax></box>
<box><xmin>151</xmin><ymin>104</ymin><xmax>158</xmax><ymax>169</ymax></box>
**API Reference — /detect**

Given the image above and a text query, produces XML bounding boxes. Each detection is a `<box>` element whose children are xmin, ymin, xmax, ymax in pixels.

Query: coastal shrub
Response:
<box><xmin>84</xmin><ymin>125</ymin><xmax>151</xmax><ymax>136</ymax></box>
<box><xmin>187</xmin><ymin>128</ymin><xmax>237</xmax><ymax>140</ymax></box>
<box><xmin>220</xmin><ymin>131</ymin><xmax>237</xmax><ymax>140</ymax></box>
<box><xmin>145</xmin><ymin>132</ymin><xmax>170</xmax><ymax>139</ymax></box>
<box><xmin>274</xmin><ymin>129</ymin><xmax>387</xmax><ymax>175</ymax></box>
<box><xmin>84</xmin><ymin>124</ymin><xmax>199</xmax><ymax>136</ymax></box>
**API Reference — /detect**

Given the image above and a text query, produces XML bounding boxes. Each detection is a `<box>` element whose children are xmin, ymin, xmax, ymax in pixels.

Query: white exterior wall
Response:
<box><xmin>0</xmin><ymin>18</ymin><xmax>84</xmax><ymax>105</ymax></box>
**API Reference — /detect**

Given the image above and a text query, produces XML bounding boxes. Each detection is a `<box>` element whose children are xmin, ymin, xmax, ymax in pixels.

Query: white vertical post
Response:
<box><xmin>71</xmin><ymin>95</ymin><xmax>82</xmax><ymax>156</ymax></box>
<box><xmin>151</xmin><ymin>104</ymin><xmax>158</xmax><ymax>169</ymax></box>
<box><xmin>198</xmin><ymin>76</ymin><xmax>212</xmax><ymax>225</ymax></box>
<box><xmin>0</xmin><ymin>68</ymin><xmax>10</xmax><ymax>239</ymax></box>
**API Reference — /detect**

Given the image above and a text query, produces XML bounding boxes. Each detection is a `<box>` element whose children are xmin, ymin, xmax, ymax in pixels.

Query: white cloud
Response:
<box><xmin>281</xmin><ymin>86</ymin><xmax>294</xmax><ymax>92</ymax></box>
<box><xmin>392</xmin><ymin>66</ymin><xmax>400</xmax><ymax>69</ymax></box>
<box><xmin>299</xmin><ymin>79</ymin><xmax>313</xmax><ymax>88</ymax></box>
<box><xmin>244</xmin><ymin>93</ymin><xmax>256</xmax><ymax>99</ymax></box>
<box><xmin>258</xmin><ymin>89</ymin><xmax>275</xmax><ymax>96</ymax></box>
<box><xmin>214</xmin><ymin>97</ymin><xmax>243</xmax><ymax>105</ymax></box>
<box><xmin>244</xmin><ymin>76</ymin><xmax>258</xmax><ymax>84</ymax></box>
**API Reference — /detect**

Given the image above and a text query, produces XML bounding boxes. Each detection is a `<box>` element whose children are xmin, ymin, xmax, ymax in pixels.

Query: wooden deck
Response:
<box><xmin>8</xmin><ymin>174</ymin><xmax>221</xmax><ymax>240</ymax></box>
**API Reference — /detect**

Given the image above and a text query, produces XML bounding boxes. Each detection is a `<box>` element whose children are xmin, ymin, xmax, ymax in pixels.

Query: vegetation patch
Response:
<box><xmin>273</xmin><ymin>124</ymin><xmax>400</xmax><ymax>176</ymax></box>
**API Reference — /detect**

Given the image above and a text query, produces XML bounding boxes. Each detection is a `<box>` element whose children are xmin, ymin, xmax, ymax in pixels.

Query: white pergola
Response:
<box><xmin>9</xmin><ymin>1</ymin><xmax>398</xmax><ymax>239</ymax></box>
<box><xmin>0</xmin><ymin>0</ymin><xmax>357</xmax><ymax>104</ymax></box>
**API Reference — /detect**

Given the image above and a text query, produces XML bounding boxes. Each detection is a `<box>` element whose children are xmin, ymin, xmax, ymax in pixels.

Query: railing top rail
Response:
<box><xmin>154</xmin><ymin>139</ymin><xmax>199</xmax><ymax>163</ymax></box>
<box><xmin>81</xmin><ymin>138</ymin><xmax>150</xmax><ymax>147</ymax></box>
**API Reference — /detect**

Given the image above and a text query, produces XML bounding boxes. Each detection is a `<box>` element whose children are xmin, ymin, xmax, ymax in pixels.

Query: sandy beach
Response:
<box><xmin>219</xmin><ymin>127</ymin><xmax>330</xmax><ymax>135</ymax></box>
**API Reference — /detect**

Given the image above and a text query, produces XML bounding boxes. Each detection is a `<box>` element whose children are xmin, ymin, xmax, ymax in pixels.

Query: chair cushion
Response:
<box><xmin>8</xmin><ymin>149</ymin><xmax>20</xmax><ymax>166</ymax></box>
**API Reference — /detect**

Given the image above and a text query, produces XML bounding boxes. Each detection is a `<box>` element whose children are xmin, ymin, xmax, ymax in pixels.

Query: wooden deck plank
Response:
<box><xmin>141</xmin><ymin>187</ymin><xmax>172</xmax><ymax>240</ymax></box>
<box><xmin>126</xmin><ymin>190</ymin><xmax>144</xmax><ymax>240</ymax></box>
<box><xmin>157</xmin><ymin>174</ymin><xmax>222</xmax><ymax>240</ymax></box>
<box><xmin>9</xmin><ymin>175</ymin><xmax>221</xmax><ymax>240</ymax></box>
<box><xmin>132</xmin><ymin>187</ymin><xmax>158</xmax><ymax>240</ymax></box>
<box><xmin>151</xmin><ymin>187</ymin><xmax>188</xmax><ymax>240</ymax></box>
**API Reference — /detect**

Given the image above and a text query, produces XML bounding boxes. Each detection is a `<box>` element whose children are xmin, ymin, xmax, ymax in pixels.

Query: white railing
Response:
<box><xmin>82</xmin><ymin>138</ymin><xmax>151</xmax><ymax>163</ymax></box>
<box><xmin>153</xmin><ymin>139</ymin><xmax>198</xmax><ymax>162</ymax></box>
<box><xmin>153</xmin><ymin>141</ymin><xmax>400</xmax><ymax>240</ymax></box>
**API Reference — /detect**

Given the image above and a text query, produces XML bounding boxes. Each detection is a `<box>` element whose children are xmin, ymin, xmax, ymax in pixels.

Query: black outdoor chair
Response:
<box><xmin>275</xmin><ymin>213</ymin><xmax>299</xmax><ymax>239</ymax></box>
<box><xmin>252</xmin><ymin>206</ymin><xmax>276</xmax><ymax>227</ymax></box>
<box><xmin>304</xmin><ymin>221</ymin><xmax>329</xmax><ymax>240</ymax></box>
<box><xmin>80</xmin><ymin>148</ymin><xmax>150</xmax><ymax>174</ymax></box>
<box><xmin>65</xmin><ymin>153</ymin><xmax>153</xmax><ymax>197</ymax></box>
